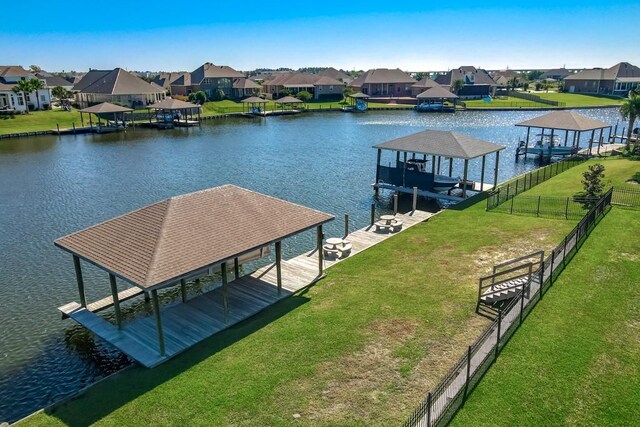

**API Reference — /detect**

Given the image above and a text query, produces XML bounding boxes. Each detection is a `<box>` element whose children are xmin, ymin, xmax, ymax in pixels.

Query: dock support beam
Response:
<box><xmin>374</xmin><ymin>149</ymin><xmax>382</xmax><ymax>196</ymax></box>
<box><xmin>73</xmin><ymin>255</ymin><xmax>87</xmax><ymax>307</ymax></box>
<box><xmin>151</xmin><ymin>289</ymin><xmax>165</xmax><ymax>356</ymax></box>
<box><xmin>317</xmin><ymin>225</ymin><xmax>324</xmax><ymax>276</ymax></box>
<box><xmin>109</xmin><ymin>274</ymin><xmax>123</xmax><ymax>329</ymax></box>
<box><xmin>180</xmin><ymin>279</ymin><xmax>187</xmax><ymax>303</ymax></box>
<box><xmin>448</xmin><ymin>157</ymin><xmax>453</xmax><ymax>177</ymax></box>
<box><xmin>480</xmin><ymin>155</ymin><xmax>486</xmax><ymax>191</ymax></box>
<box><xmin>493</xmin><ymin>150</ymin><xmax>500</xmax><ymax>189</ymax></box>
<box><xmin>221</xmin><ymin>262</ymin><xmax>228</xmax><ymax>322</ymax></box>
<box><xmin>275</xmin><ymin>241</ymin><xmax>282</xmax><ymax>295</ymax></box>
<box><xmin>234</xmin><ymin>257</ymin><xmax>240</xmax><ymax>279</ymax></box>
<box><xmin>462</xmin><ymin>160</ymin><xmax>469</xmax><ymax>198</ymax></box>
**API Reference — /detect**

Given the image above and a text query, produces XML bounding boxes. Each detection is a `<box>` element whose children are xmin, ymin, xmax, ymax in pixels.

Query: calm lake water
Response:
<box><xmin>0</xmin><ymin>108</ymin><xmax>622</xmax><ymax>422</ymax></box>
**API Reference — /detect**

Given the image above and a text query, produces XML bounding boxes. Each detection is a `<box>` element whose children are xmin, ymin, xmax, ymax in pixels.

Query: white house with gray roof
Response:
<box><xmin>0</xmin><ymin>65</ymin><xmax>52</xmax><ymax>111</ymax></box>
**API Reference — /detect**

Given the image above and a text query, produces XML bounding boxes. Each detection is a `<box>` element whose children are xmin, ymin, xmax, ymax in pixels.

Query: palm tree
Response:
<box><xmin>507</xmin><ymin>76</ymin><xmax>519</xmax><ymax>92</ymax></box>
<box><xmin>11</xmin><ymin>79</ymin><xmax>33</xmax><ymax>114</ymax></box>
<box><xmin>620</xmin><ymin>92</ymin><xmax>640</xmax><ymax>151</ymax></box>
<box><xmin>452</xmin><ymin>79</ymin><xmax>464</xmax><ymax>95</ymax></box>
<box><xmin>29</xmin><ymin>78</ymin><xmax>45</xmax><ymax>110</ymax></box>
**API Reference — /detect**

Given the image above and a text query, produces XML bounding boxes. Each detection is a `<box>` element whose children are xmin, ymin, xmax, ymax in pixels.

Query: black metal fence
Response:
<box><xmin>507</xmin><ymin>91</ymin><xmax>567</xmax><ymax>107</ymax></box>
<box><xmin>486</xmin><ymin>157</ymin><xmax>587</xmax><ymax>211</ymax></box>
<box><xmin>611</xmin><ymin>187</ymin><xmax>640</xmax><ymax>207</ymax></box>
<box><xmin>403</xmin><ymin>189</ymin><xmax>613</xmax><ymax>427</ymax></box>
<box><xmin>491</xmin><ymin>195</ymin><xmax>598</xmax><ymax>219</ymax></box>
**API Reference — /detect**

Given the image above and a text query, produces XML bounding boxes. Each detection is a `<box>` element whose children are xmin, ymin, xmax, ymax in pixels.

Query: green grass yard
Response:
<box><xmin>0</xmin><ymin>109</ymin><xmax>83</xmax><ymax>135</ymax></box>
<box><xmin>523</xmin><ymin>158</ymin><xmax>640</xmax><ymax>196</ymax></box>
<box><xmin>535</xmin><ymin>92</ymin><xmax>624</xmax><ymax>106</ymax></box>
<box><xmin>463</xmin><ymin>96</ymin><xmax>547</xmax><ymax>108</ymax></box>
<box><xmin>20</xmin><ymin>197</ymin><xmax>574</xmax><ymax>426</ymax></box>
<box><xmin>450</xmin><ymin>207</ymin><xmax>640</xmax><ymax>426</ymax></box>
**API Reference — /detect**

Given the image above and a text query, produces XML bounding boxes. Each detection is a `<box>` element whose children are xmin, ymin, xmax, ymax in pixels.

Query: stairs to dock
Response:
<box><xmin>477</xmin><ymin>251</ymin><xmax>544</xmax><ymax>315</ymax></box>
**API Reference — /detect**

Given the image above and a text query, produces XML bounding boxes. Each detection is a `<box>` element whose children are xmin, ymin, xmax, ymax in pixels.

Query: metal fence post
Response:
<box><xmin>563</xmin><ymin>236</ymin><xmax>568</xmax><ymax>266</ymax></box>
<box><xmin>564</xmin><ymin>197</ymin><xmax>570</xmax><ymax>219</ymax></box>
<box><xmin>537</xmin><ymin>196</ymin><xmax>541</xmax><ymax>216</ymax></box>
<box><xmin>510</xmin><ymin>195</ymin><xmax>515</xmax><ymax>214</ymax></box>
<box><xmin>495</xmin><ymin>310</ymin><xmax>502</xmax><ymax>360</ymax></box>
<box><xmin>464</xmin><ymin>345</ymin><xmax>472</xmax><ymax>401</ymax></box>
<box><xmin>426</xmin><ymin>392</ymin><xmax>432</xmax><ymax>427</ymax></box>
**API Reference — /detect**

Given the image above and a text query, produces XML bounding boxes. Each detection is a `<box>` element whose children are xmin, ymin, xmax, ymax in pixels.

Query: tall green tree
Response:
<box><xmin>51</xmin><ymin>86</ymin><xmax>70</xmax><ymax>101</ymax></box>
<box><xmin>507</xmin><ymin>76</ymin><xmax>519</xmax><ymax>92</ymax></box>
<box><xmin>295</xmin><ymin>90</ymin><xmax>312</xmax><ymax>102</ymax></box>
<box><xmin>29</xmin><ymin>78</ymin><xmax>45</xmax><ymax>110</ymax></box>
<box><xmin>11</xmin><ymin>79</ymin><xmax>32</xmax><ymax>113</ymax></box>
<box><xmin>452</xmin><ymin>79</ymin><xmax>464</xmax><ymax>95</ymax></box>
<box><xmin>620</xmin><ymin>92</ymin><xmax>640</xmax><ymax>151</ymax></box>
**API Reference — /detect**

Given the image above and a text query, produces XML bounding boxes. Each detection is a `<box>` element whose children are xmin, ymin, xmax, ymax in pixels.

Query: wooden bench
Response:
<box><xmin>390</xmin><ymin>220</ymin><xmax>403</xmax><ymax>232</ymax></box>
<box><xmin>374</xmin><ymin>221</ymin><xmax>391</xmax><ymax>232</ymax></box>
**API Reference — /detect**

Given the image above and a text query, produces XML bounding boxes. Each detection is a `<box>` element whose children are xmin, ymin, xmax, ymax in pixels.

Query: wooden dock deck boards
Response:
<box><xmin>59</xmin><ymin>209</ymin><xmax>433</xmax><ymax>367</ymax></box>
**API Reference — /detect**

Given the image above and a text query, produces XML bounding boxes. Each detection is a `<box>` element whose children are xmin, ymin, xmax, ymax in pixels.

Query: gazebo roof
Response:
<box><xmin>515</xmin><ymin>111</ymin><xmax>611</xmax><ymax>131</ymax></box>
<box><xmin>55</xmin><ymin>185</ymin><xmax>333</xmax><ymax>290</ymax></box>
<box><xmin>374</xmin><ymin>130</ymin><xmax>505</xmax><ymax>160</ymax></box>
<box><xmin>348</xmin><ymin>92</ymin><xmax>370</xmax><ymax>99</ymax></box>
<box><xmin>241</xmin><ymin>96</ymin><xmax>268</xmax><ymax>103</ymax></box>
<box><xmin>274</xmin><ymin>96</ymin><xmax>303</xmax><ymax>104</ymax></box>
<box><xmin>416</xmin><ymin>86</ymin><xmax>459</xmax><ymax>99</ymax></box>
<box><xmin>79</xmin><ymin>102</ymin><xmax>133</xmax><ymax>114</ymax></box>
<box><xmin>148</xmin><ymin>98</ymin><xmax>201</xmax><ymax>110</ymax></box>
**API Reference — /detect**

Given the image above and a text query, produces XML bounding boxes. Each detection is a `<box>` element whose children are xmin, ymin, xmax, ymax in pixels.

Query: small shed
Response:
<box><xmin>373</xmin><ymin>130</ymin><xmax>505</xmax><ymax>199</ymax></box>
<box><xmin>515</xmin><ymin>111</ymin><xmax>611</xmax><ymax>158</ymax></box>
<box><xmin>56</xmin><ymin>185</ymin><xmax>334</xmax><ymax>366</ymax></box>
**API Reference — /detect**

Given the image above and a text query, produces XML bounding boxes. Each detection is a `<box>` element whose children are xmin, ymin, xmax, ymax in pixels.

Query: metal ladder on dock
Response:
<box><xmin>476</xmin><ymin>251</ymin><xmax>544</xmax><ymax>316</ymax></box>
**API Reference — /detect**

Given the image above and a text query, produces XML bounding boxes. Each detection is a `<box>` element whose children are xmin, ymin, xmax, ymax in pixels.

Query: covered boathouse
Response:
<box><xmin>55</xmin><ymin>185</ymin><xmax>333</xmax><ymax>367</ymax></box>
<box><xmin>373</xmin><ymin>130</ymin><xmax>505</xmax><ymax>203</ymax></box>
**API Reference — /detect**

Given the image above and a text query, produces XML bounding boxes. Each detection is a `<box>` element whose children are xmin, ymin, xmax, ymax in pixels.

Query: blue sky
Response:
<box><xmin>2</xmin><ymin>1</ymin><xmax>639</xmax><ymax>72</ymax></box>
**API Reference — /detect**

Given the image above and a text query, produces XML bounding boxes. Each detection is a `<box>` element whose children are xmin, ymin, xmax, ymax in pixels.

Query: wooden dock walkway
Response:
<box><xmin>59</xmin><ymin>209</ymin><xmax>433</xmax><ymax>367</ymax></box>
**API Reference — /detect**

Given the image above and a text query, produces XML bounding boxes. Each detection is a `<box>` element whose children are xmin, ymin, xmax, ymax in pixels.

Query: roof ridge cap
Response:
<box><xmin>144</xmin><ymin>198</ymin><xmax>173</xmax><ymax>286</ymax></box>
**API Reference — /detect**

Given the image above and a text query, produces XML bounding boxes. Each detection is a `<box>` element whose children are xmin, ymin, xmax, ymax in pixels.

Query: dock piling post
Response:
<box><xmin>73</xmin><ymin>255</ymin><xmax>87</xmax><ymax>307</ymax></box>
<box><xmin>234</xmin><ymin>257</ymin><xmax>240</xmax><ymax>279</ymax></box>
<box><xmin>317</xmin><ymin>225</ymin><xmax>324</xmax><ymax>276</ymax></box>
<box><xmin>151</xmin><ymin>290</ymin><xmax>165</xmax><ymax>356</ymax></box>
<box><xmin>72</xmin><ymin>122</ymin><xmax>76</xmax><ymax>134</ymax></box>
<box><xmin>412</xmin><ymin>187</ymin><xmax>418</xmax><ymax>212</ymax></box>
<box><xmin>221</xmin><ymin>262</ymin><xmax>228</xmax><ymax>322</ymax></box>
<box><xmin>109</xmin><ymin>274</ymin><xmax>123</xmax><ymax>329</ymax></box>
<box><xmin>180</xmin><ymin>279</ymin><xmax>187</xmax><ymax>303</ymax></box>
<box><xmin>56</xmin><ymin>123</ymin><xmax>60</xmax><ymax>133</ymax></box>
<box><xmin>393</xmin><ymin>192</ymin><xmax>398</xmax><ymax>214</ymax></box>
<box><xmin>370</xmin><ymin>203</ymin><xmax>375</xmax><ymax>226</ymax></box>
<box><xmin>344</xmin><ymin>214</ymin><xmax>349</xmax><ymax>237</ymax></box>
<box><xmin>275</xmin><ymin>241</ymin><xmax>282</xmax><ymax>295</ymax></box>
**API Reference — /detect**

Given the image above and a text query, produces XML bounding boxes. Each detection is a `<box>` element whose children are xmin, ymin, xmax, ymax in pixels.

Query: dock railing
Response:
<box><xmin>486</xmin><ymin>156</ymin><xmax>586</xmax><ymax>211</ymax></box>
<box><xmin>403</xmin><ymin>188</ymin><xmax>613</xmax><ymax>427</ymax></box>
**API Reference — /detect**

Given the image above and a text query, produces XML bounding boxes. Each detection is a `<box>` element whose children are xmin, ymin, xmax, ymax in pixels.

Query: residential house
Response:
<box><xmin>262</xmin><ymin>72</ymin><xmax>344</xmax><ymax>100</ymax></box>
<box><xmin>410</xmin><ymin>77</ymin><xmax>440</xmax><ymax>97</ymax></box>
<box><xmin>36</xmin><ymin>71</ymin><xmax>74</xmax><ymax>91</ymax></box>
<box><xmin>435</xmin><ymin>66</ymin><xmax>497</xmax><ymax>98</ymax></box>
<box><xmin>187</xmin><ymin>62</ymin><xmax>245</xmax><ymax>99</ymax></box>
<box><xmin>73</xmin><ymin>68</ymin><xmax>165</xmax><ymax>108</ymax></box>
<box><xmin>349</xmin><ymin>68</ymin><xmax>416</xmax><ymax>97</ymax></box>
<box><xmin>232</xmin><ymin>78</ymin><xmax>262</xmax><ymax>98</ymax></box>
<box><xmin>152</xmin><ymin>72</ymin><xmax>189</xmax><ymax>94</ymax></box>
<box><xmin>0</xmin><ymin>65</ymin><xmax>52</xmax><ymax>111</ymax></box>
<box><xmin>318</xmin><ymin>67</ymin><xmax>353</xmax><ymax>85</ymax></box>
<box><xmin>540</xmin><ymin>68</ymin><xmax>571</xmax><ymax>81</ymax></box>
<box><xmin>490</xmin><ymin>70</ymin><xmax>523</xmax><ymax>87</ymax></box>
<box><xmin>563</xmin><ymin>62</ymin><xmax>640</xmax><ymax>96</ymax></box>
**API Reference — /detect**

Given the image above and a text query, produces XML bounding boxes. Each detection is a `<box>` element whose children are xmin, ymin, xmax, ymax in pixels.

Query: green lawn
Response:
<box><xmin>200</xmin><ymin>99</ymin><xmax>412</xmax><ymax>115</ymax></box>
<box><xmin>21</xmin><ymin>197</ymin><xmax>574</xmax><ymax>426</ymax></box>
<box><xmin>0</xmin><ymin>109</ymin><xmax>83</xmax><ymax>134</ymax></box>
<box><xmin>523</xmin><ymin>158</ymin><xmax>640</xmax><ymax>196</ymax></box>
<box><xmin>463</xmin><ymin>96</ymin><xmax>546</xmax><ymax>108</ymax></box>
<box><xmin>451</xmin><ymin>207</ymin><xmax>640</xmax><ymax>426</ymax></box>
<box><xmin>534</xmin><ymin>92</ymin><xmax>624</xmax><ymax>106</ymax></box>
